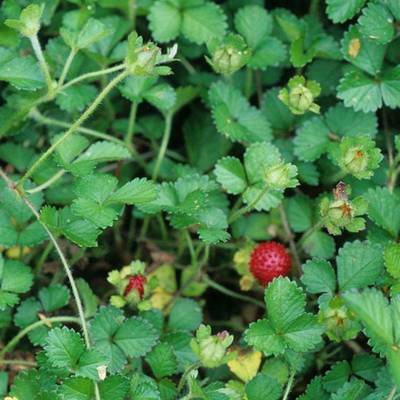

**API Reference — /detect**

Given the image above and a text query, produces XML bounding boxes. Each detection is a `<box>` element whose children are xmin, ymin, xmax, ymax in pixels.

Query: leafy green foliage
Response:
<box><xmin>1</xmin><ymin>0</ymin><xmax>400</xmax><ymax>398</ymax></box>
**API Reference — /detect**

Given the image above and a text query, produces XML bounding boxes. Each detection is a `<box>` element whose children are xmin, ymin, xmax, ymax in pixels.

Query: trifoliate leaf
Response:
<box><xmin>214</xmin><ymin>156</ymin><xmax>247</xmax><ymax>195</ymax></box>
<box><xmin>301</xmin><ymin>259</ymin><xmax>336</xmax><ymax>294</ymax></box>
<box><xmin>56</xmin><ymin>84</ymin><xmax>97</xmax><ymax>113</ymax></box>
<box><xmin>337</xmin><ymin>241</ymin><xmax>383</xmax><ymax>291</ymax></box>
<box><xmin>39</xmin><ymin>284</ymin><xmax>70</xmax><ymax>312</ymax></box>
<box><xmin>89</xmin><ymin>306</ymin><xmax>126</xmax><ymax>373</ymax></box>
<box><xmin>326</xmin><ymin>0</ymin><xmax>367</xmax><ymax>23</ymax></box>
<box><xmin>364</xmin><ymin>187</ymin><xmax>400</xmax><ymax>237</ymax></box>
<box><xmin>209</xmin><ymin>81</ymin><xmax>272</xmax><ymax>143</ymax></box>
<box><xmin>145</xmin><ymin>342</ymin><xmax>178</xmax><ymax>379</ymax></box>
<box><xmin>245</xmin><ymin>277</ymin><xmax>323</xmax><ymax>355</ymax></box>
<box><xmin>338</xmin><ymin>66</ymin><xmax>400</xmax><ymax>112</ymax></box>
<box><xmin>168</xmin><ymin>298</ymin><xmax>202</xmax><ymax>332</ymax></box>
<box><xmin>358</xmin><ymin>2</ymin><xmax>395</xmax><ymax>45</ymax></box>
<box><xmin>181</xmin><ymin>3</ymin><xmax>227</xmax><ymax>45</ymax></box>
<box><xmin>45</xmin><ymin>327</ymin><xmax>85</xmax><ymax>371</ymax></box>
<box><xmin>148</xmin><ymin>1</ymin><xmax>181</xmax><ymax>43</ymax></box>
<box><xmin>341</xmin><ymin>26</ymin><xmax>385</xmax><ymax>76</ymax></box>
<box><xmin>294</xmin><ymin>117</ymin><xmax>330</xmax><ymax>161</ymax></box>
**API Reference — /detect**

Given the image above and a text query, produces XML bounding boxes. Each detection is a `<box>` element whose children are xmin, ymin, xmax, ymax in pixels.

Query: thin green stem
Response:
<box><xmin>0</xmin><ymin>359</ymin><xmax>37</xmax><ymax>367</ymax></box>
<box><xmin>19</xmin><ymin>70</ymin><xmax>129</xmax><ymax>188</ymax></box>
<box><xmin>244</xmin><ymin>67</ymin><xmax>253</xmax><ymax>98</ymax></box>
<box><xmin>184</xmin><ymin>230</ymin><xmax>197</xmax><ymax>266</ymax></box>
<box><xmin>203</xmin><ymin>276</ymin><xmax>265</xmax><ymax>308</ymax></box>
<box><xmin>30</xmin><ymin>35</ymin><xmax>54</xmax><ymax>97</ymax></box>
<box><xmin>125</xmin><ymin>101</ymin><xmax>139</xmax><ymax>155</ymax></box>
<box><xmin>30</xmin><ymin>108</ymin><xmax>126</xmax><ymax>146</ymax></box>
<box><xmin>152</xmin><ymin>112</ymin><xmax>173</xmax><ymax>180</ymax></box>
<box><xmin>387</xmin><ymin>385</ymin><xmax>397</xmax><ymax>400</ymax></box>
<box><xmin>278</xmin><ymin>204</ymin><xmax>302</xmax><ymax>276</ymax></box>
<box><xmin>0</xmin><ymin>170</ymin><xmax>91</xmax><ymax>348</ymax></box>
<box><xmin>297</xmin><ymin>219</ymin><xmax>325</xmax><ymax>248</ymax></box>
<box><xmin>58</xmin><ymin>48</ymin><xmax>77</xmax><ymax>88</ymax></box>
<box><xmin>177</xmin><ymin>362</ymin><xmax>201</xmax><ymax>394</ymax></box>
<box><xmin>0</xmin><ymin>316</ymin><xmax>81</xmax><ymax>357</ymax></box>
<box><xmin>60</xmin><ymin>63</ymin><xmax>125</xmax><ymax>91</ymax></box>
<box><xmin>179</xmin><ymin>56</ymin><xmax>196</xmax><ymax>75</ymax></box>
<box><xmin>228</xmin><ymin>186</ymin><xmax>269</xmax><ymax>224</ymax></box>
<box><xmin>282</xmin><ymin>371</ymin><xmax>295</xmax><ymax>400</ymax></box>
<box><xmin>34</xmin><ymin>241</ymin><xmax>54</xmax><ymax>275</ymax></box>
<box><xmin>26</xmin><ymin>170</ymin><xmax>66</xmax><ymax>194</ymax></box>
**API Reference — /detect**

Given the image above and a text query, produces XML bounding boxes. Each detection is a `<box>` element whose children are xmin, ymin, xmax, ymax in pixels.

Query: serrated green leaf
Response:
<box><xmin>144</xmin><ymin>83</ymin><xmax>176</xmax><ymax>113</ymax></box>
<box><xmin>168</xmin><ymin>298</ymin><xmax>202</xmax><ymax>332</ymax></box>
<box><xmin>331</xmin><ymin>378</ymin><xmax>371</xmax><ymax>400</ymax></box>
<box><xmin>326</xmin><ymin>0</ymin><xmax>366</xmax><ymax>23</ymax></box>
<box><xmin>114</xmin><ymin>316</ymin><xmax>159</xmax><ymax>357</ymax></box>
<box><xmin>358</xmin><ymin>2</ymin><xmax>395</xmax><ymax>45</ymax></box>
<box><xmin>301</xmin><ymin>259</ymin><xmax>336</xmax><ymax>294</ymax></box>
<box><xmin>99</xmin><ymin>375</ymin><xmax>129</xmax><ymax>400</ymax></box>
<box><xmin>45</xmin><ymin>327</ymin><xmax>85</xmax><ymax>370</ymax></box>
<box><xmin>148</xmin><ymin>1</ymin><xmax>181</xmax><ymax>43</ymax></box>
<box><xmin>76</xmin><ymin>18</ymin><xmax>111</xmax><ymax>49</ymax></box>
<box><xmin>0</xmin><ymin>49</ymin><xmax>44</xmax><ymax>90</ymax></box>
<box><xmin>60</xmin><ymin>377</ymin><xmax>93</xmax><ymax>400</ymax></box>
<box><xmin>343</xmin><ymin>289</ymin><xmax>393</xmax><ymax>355</ymax></box>
<box><xmin>56</xmin><ymin>84</ymin><xmax>97</xmax><ymax>113</ymax></box>
<box><xmin>76</xmin><ymin>349</ymin><xmax>108</xmax><ymax>380</ymax></box>
<box><xmin>214</xmin><ymin>156</ymin><xmax>247</xmax><ymax>195</ymax></box>
<box><xmin>351</xmin><ymin>354</ymin><xmax>383</xmax><ymax>382</ymax></box>
<box><xmin>181</xmin><ymin>3</ymin><xmax>227</xmax><ymax>45</ymax></box>
<box><xmin>245</xmin><ymin>373</ymin><xmax>282</xmax><ymax>400</ymax></box>
<box><xmin>341</xmin><ymin>26</ymin><xmax>385</xmax><ymax>76</ymax></box>
<box><xmin>294</xmin><ymin>117</ymin><xmax>330</xmax><ymax>161</ymax></box>
<box><xmin>209</xmin><ymin>81</ymin><xmax>272</xmax><ymax>143</ymax></box>
<box><xmin>39</xmin><ymin>284</ymin><xmax>70</xmax><ymax>312</ymax></box>
<box><xmin>108</xmin><ymin>178</ymin><xmax>157</xmax><ymax>205</ymax></box>
<box><xmin>286</xmin><ymin>194</ymin><xmax>313</xmax><ymax>233</ymax></box>
<box><xmin>323</xmin><ymin>361</ymin><xmax>352</xmax><ymax>393</ymax></box>
<box><xmin>364</xmin><ymin>187</ymin><xmax>400</xmax><ymax>237</ymax></box>
<box><xmin>1</xmin><ymin>259</ymin><xmax>33</xmax><ymax>294</ymax></box>
<box><xmin>145</xmin><ymin>342</ymin><xmax>178</xmax><ymax>379</ymax></box>
<box><xmin>337</xmin><ymin>241</ymin><xmax>383</xmax><ymax>291</ymax></box>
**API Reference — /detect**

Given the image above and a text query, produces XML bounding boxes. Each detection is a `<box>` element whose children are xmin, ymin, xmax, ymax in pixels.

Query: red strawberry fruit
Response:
<box><xmin>124</xmin><ymin>274</ymin><xmax>147</xmax><ymax>299</ymax></box>
<box><xmin>249</xmin><ymin>241</ymin><xmax>292</xmax><ymax>286</ymax></box>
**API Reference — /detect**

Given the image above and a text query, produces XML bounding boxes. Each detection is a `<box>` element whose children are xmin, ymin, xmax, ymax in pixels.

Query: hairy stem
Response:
<box><xmin>61</xmin><ymin>64</ymin><xmax>125</xmax><ymax>91</ymax></box>
<box><xmin>0</xmin><ymin>169</ymin><xmax>90</xmax><ymax>349</ymax></box>
<box><xmin>177</xmin><ymin>362</ymin><xmax>202</xmax><ymax>394</ymax></box>
<box><xmin>19</xmin><ymin>70</ymin><xmax>129</xmax><ymax>188</ymax></box>
<box><xmin>0</xmin><ymin>316</ymin><xmax>81</xmax><ymax>357</ymax></box>
<box><xmin>152</xmin><ymin>112</ymin><xmax>173</xmax><ymax>180</ymax></box>
<box><xmin>282</xmin><ymin>371</ymin><xmax>295</xmax><ymax>400</ymax></box>
<box><xmin>278</xmin><ymin>204</ymin><xmax>302</xmax><ymax>276</ymax></box>
<box><xmin>26</xmin><ymin>169</ymin><xmax>66</xmax><ymax>194</ymax></box>
<box><xmin>58</xmin><ymin>48</ymin><xmax>77</xmax><ymax>88</ymax></box>
<box><xmin>125</xmin><ymin>101</ymin><xmax>139</xmax><ymax>156</ymax></box>
<box><xmin>203</xmin><ymin>276</ymin><xmax>265</xmax><ymax>308</ymax></box>
<box><xmin>30</xmin><ymin>35</ymin><xmax>54</xmax><ymax>97</ymax></box>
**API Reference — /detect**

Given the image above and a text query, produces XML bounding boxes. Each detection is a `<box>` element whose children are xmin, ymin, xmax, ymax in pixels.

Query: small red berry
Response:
<box><xmin>249</xmin><ymin>241</ymin><xmax>292</xmax><ymax>286</ymax></box>
<box><xmin>124</xmin><ymin>274</ymin><xmax>147</xmax><ymax>299</ymax></box>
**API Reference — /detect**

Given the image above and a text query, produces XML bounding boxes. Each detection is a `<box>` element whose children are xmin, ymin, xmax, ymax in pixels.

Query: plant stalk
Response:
<box><xmin>19</xmin><ymin>70</ymin><xmax>129</xmax><ymax>188</ymax></box>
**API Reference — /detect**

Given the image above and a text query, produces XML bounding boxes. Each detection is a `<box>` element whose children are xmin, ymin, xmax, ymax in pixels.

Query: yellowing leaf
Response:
<box><xmin>348</xmin><ymin>38</ymin><xmax>361</xmax><ymax>58</ymax></box>
<box><xmin>228</xmin><ymin>350</ymin><xmax>262</xmax><ymax>382</ymax></box>
<box><xmin>150</xmin><ymin>287</ymin><xmax>173</xmax><ymax>311</ymax></box>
